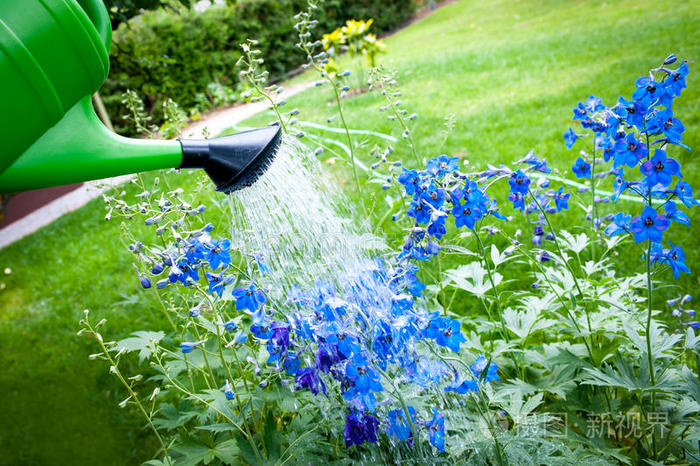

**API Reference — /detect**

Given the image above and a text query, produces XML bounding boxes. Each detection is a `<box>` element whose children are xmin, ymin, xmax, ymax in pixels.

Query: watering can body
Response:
<box><xmin>0</xmin><ymin>0</ymin><xmax>281</xmax><ymax>194</ymax></box>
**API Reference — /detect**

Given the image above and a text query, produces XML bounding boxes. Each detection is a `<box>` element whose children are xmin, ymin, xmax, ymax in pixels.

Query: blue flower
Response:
<box><xmin>344</xmin><ymin>409</ymin><xmax>379</xmax><ymax>447</ymax></box>
<box><xmin>664</xmin><ymin>243</ymin><xmax>690</xmax><ymax>279</ymax></box>
<box><xmin>315</xmin><ymin>342</ymin><xmax>344</xmax><ymax>373</ymax></box>
<box><xmin>553</xmin><ymin>187</ymin><xmax>570</xmax><ymax>212</ymax></box>
<box><xmin>571</xmin><ymin>157</ymin><xmax>591</xmax><ymax>178</ymax></box>
<box><xmin>604</xmin><ymin>212</ymin><xmax>631</xmax><ymax>237</ymax></box>
<box><xmin>470</xmin><ymin>355</ymin><xmax>500</xmax><ymax>382</ymax></box>
<box><xmin>509</xmin><ymin>170</ymin><xmax>531</xmax><ymax>195</ymax></box>
<box><xmin>671</xmin><ymin>181</ymin><xmax>699</xmax><ymax>208</ymax></box>
<box><xmin>427</xmin><ymin>217</ymin><xmax>447</xmax><ymax>239</ymax></box>
<box><xmin>406</xmin><ymin>199</ymin><xmax>431</xmax><ymax>225</ymax></box>
<box><xmin>614</xmin><ymin>97</ymin><xmax>647</xmax><ymax>128</ymax></box>
<box><xmin>223</xmin><ymin>379</ymin><xmax>234</xmax><ymax>400</ymax></box>
<box><xmin>572</xmin><ymin>102</ymin><xmax>588</xmax><ymax>120</ymax></box>
<box><xmin>140</xmin><ymin>276</ymin><xmax>151</xmax><ymax>289</ymax></box>
<box><xmin>206</xmin><ymin>271</ymin><xmax>227</xmax><ymax>297</ymax></box>
<box><xmin>428</xmin><ymin>409</ymin><xmax>445</xmax><ymax>452</ymax></box>
<box><xmin>563</xmin><ymin>127</ymin><xmax>578</xmax><ymax>149</ymax></box>
<box><xmin>584</xmin><ymin>94</ymin><xmax>605</xmax><ymax>113</ymax></box>
<box><xmin>426</xmin><ymin>155</ymin><xmax>459</xmax><ymax>177</ymax></box>
<box><xmin>251</xmin><ymin>323</ymin><xmax>273</xmax><ymax>340</ymax></box>
<box><xmin>629</xmin><ymin>205</ymin><xmax>670</xmax><ymax>243</ymax></box>
<box><xmin>295</xmin><ymin>367</ymin><xmax>326</xmax><ymax>395</ymax></box>
<box><xmin>233</xmin><ymin>285</ymin><xmax>266</xmax><ymax>313</ymax></box>
<box><xmin>664</xmin><ymin>201</ymin><xmax>690</xmax><ymax>226</ymax></box>
<box><xmin>613</xmin><ymin>133</ymin><xmax>647</xmax><ymax>168</ymax></box>
<box><xmin>387</xmin><ymin>407</ymin><xmax>415</xmax><ymax>441</ymax></box>
<box><xmin>180</xmin><ymin>339</ymin><xmax>206</xmax><ymax>353</ymax></box>
<box><xmin>648</xmin><ymin>109</ymin><xmax>686</xmax><ymax>145</ymax></box>
<box><xmin>639</xmin><ymin>149</ymin><xmax>681</xmax><ymax>187</ymax></box>
<box><xmin>345</xmin><ymin>354</ymin><xmax>383</xmax><ymax>394</ymax></box>
<box><xmin>206</xmin><ymin>239</ymin><xmax>231</xmax><ymax>270</ymax></box>
<box><xmin>633</xmin><ymin>76</ymin><xmax>671</xmax><ymax>107</ymax></box>
<box><xmin>426</xmin><ymin>316</ymin><xmax>466</xmax><ymax>353</ymax></box>
<box><xmin>421</xmin><ymin>185</ymin><xmax>446</xmax><ymax>209</ymax></box>
<box><xmin>398</xmin><ymin>169</ymin><xmax>421</xmax><ymax>195</ymax></box>
<box><xmin>405</xmin><ymin>271</ymin><xmax>426</xmax><ymax>297</ymax></box>
<box><xmin>664</xmin><ymin>61</ymin><xmax>688</xmax><ymax>97</ymax></box>
<box><xmin>453</xmin><ymin>200</ymin><xmax>483</xmax><ymax>229</ymax></box>
<box><xmin>508</xmin><ymin>192</ymin><xmax>526</xmax><ymax>211</ymax></box>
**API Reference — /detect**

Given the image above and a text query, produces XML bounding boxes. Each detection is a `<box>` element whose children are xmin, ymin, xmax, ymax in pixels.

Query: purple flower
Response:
<box><xmin>344</xmin><ymin>409</ymin><xmax>379</xmax><ymax>447</ymax></box>
<box><xmin>295</xmin><ymin>367</ymin><xmax>326</xmax><ymax>395</ymax></box>
<box><xmin>639</xmin><ymin>149</ymin><xmax>681</xmax><ymax>187</ymax></box>
<box><xmin>629</xmin><ymin>205</ymin><xmax>670</xmax><ymax>243</ymax></box>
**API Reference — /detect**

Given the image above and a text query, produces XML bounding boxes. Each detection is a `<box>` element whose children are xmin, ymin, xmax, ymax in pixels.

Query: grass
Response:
<box><xmin>0</xmin><ymin>0</ymin><xmax>698</xmax><ymax>463</ymax></box>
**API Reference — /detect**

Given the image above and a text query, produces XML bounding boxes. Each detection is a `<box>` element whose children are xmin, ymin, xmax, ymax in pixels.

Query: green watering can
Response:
<box><xmin>0</xmin><ymin>0</ymin><xmax>281</xmax><ymax>194</ymax></box>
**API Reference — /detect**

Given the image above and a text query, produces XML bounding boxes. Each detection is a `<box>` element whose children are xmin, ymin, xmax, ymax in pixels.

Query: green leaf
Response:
<box><xmin>115</xmin><ymin>330</ymin><xmax>164</xmax><ymax>363</ymax></box>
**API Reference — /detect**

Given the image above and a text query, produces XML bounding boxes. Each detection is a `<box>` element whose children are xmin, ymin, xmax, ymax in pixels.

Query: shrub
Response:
<box><xmin>103</xmin><ymin>0</ymin><xmax>416</xmax><ymax>134</ymax></box>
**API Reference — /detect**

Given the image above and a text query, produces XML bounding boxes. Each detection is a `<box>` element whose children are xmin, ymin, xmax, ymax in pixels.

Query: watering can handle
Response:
<box><xmin>76</xmin><ymin>0</ymin><xmax>112</xmax><ymax>50</ymax></box>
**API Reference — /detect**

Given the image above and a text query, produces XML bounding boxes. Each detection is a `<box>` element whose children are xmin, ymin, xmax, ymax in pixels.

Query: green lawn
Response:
<box><xmin>1</xmin><ymin>0</ymin><xmax>698</xmax><ymax>463</ymax></box>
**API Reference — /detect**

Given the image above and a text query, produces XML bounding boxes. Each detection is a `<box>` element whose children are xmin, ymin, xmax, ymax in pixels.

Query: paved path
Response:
<box><xmin>0</xmin><ymin>81</ymin><xmax>313</xmax><ymax>250</ymax></box>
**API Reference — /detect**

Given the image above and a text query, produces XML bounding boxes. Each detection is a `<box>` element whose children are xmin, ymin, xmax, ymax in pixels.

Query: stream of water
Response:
<box><xmin>228</xmin><ymin>135</ymin><xmax>386</xmax><ymax>300</ymax></box>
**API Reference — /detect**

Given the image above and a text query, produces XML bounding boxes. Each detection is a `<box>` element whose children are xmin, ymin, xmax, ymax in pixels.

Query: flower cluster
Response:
<box><xmin>253</xmin><ymin>256</ymin><xmax>498</xmax><ymax>452</ymax></box>
<box><xmin>398</xmin><ymin>155</ymin><xmax>505</xmax><ymax>259</ymax></box>
<box><xmin>566</xmin><ymin>55</ymin><xmax>695</xmax><ymax>279</ymax></box>
<box><xmin>474</xmin><ymin>151</ymin><xmax>572</xmax><ymax>249</ymax></box>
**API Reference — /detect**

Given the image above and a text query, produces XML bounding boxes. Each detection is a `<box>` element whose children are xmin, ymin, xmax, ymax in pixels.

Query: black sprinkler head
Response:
<box><xmin>179</xmin><ymin>123</ymin><xmax>282</xmax><ymax>193</ymax></box>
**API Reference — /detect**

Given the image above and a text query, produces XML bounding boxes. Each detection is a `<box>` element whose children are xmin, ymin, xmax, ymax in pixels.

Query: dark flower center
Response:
<box><xmin>627</xmin><ymin>106</ymin><xmax>635</xmax><ymax>114</ymax></box>
<box><xmin>357</xmin><ymin>366</ymin><xmax>366</xmax><ymax>375</ymax></box>
<box><xmin>664</xmin><ymin>118</ymin><xmax>673</xmax><ymax>129</ymax></box>
<box><xmin>516</xmin><ymin>177</ymin><xmax>523</xmax><ymax>184</ymax></box>
<box><xmin>213</xmin><ymin>247</ymin><xmax>221</xmax><ymax>254</ymax></box>
<box><xmin>654</xmin><ymin>161</ymin><xmax>665</xmax><ymax>172</ymax></box>
<box><xmin>246</xmin><ymin>290</ymin><xmax>253</xmax><ymax>296</ymax></box>
<box><xmin>646</xmin><ymin>84</ymin><xmax>656</xmax><ymax>93</ymax></box>
<box><xmin>444</xmin><ymin>328</ymin><xmax>452</xmax><ymax>337</ymax></box>
<box><xmin>430</xmin><ymin>192</ymin><xmax>438</xmax><ymax>200</ymax></box>
<box><xmin>671</xmin><ymin>251</ymin><xmax>678</xmax><ymax>260</ymax></box>
<box><xmin>465</xmin><ymin>208</ymin><xmax>472</xmax><ymax>216</ymax></box>
<box><xmin>644</xmin><ymin>217</ymin><xmax>654</xmax><ymax>226</ymax></box>
<box><xmin>673</xmin><ymin>73</ymin><xmax>680</xmax><ymax>82</ymax></box>
<box><xmin>627</xmin><ymin>142</ymin><xmax>637</xmax><ymax>151</ymax></box>
<box><xmin>440</xmin><ymin>162</ymin><xmax>447</xmax><ymax>169</ymax></box>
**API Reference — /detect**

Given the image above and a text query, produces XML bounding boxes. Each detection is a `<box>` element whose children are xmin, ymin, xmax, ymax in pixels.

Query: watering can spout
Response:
<box><xmin>0</xmin><ymin>97</ymin><xmax>282</xmax><ymax>194</ymax></box>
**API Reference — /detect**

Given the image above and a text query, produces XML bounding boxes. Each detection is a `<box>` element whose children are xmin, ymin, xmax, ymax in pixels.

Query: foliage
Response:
<box><xmin>103</xmin><ymin>0</ymin><xmax>414</xmax><ymax>135</ymax></box>
<box><xmin>322</xmin><ymin>18</ymin><xmax>386</xmax><ymax>68</ymax></box>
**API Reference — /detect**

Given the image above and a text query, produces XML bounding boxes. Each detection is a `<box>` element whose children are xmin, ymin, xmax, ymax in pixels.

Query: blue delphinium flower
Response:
<box><xmin>223</xmin><ymin>379</ymin><xmax>234</xmax><ymax>400</ymax></box>
<box><xmin>452</xmin><ymin>200</ymin><xmax>483</xmax><ymax>229</ymax></box>
<box><xmin>205</xmin><ymin>239</ymin><xmax>231</xmax><ymax>270</ymax></box>
<box><xmin>664</xmin><ymin>201</ymin><xmax>690</xmax><ymax>226</ymax></box>
<box><xmin>406</xmin><ymin>199</ymin><xmax>431</xmax><ymax>225</ymax></box>
<box><xmin>573</xmin><ymin>102</ymin><xmax>588</xmax><ymax>120</ymax></box>
<box><xmin>180</xmin><ymin>339</ymin><xmax>206</xmax><ymax>353</ymax></box>
<box><xmin>428</xmin><ymin>409</ymin><xmax>445</xmax><ymax>452</ymax></box>
<box><xmin>426</xmin><ymin>316</ymin><xmax>466</xmax><ymax>353</ymax></box>
<box><xmin>664</xmin><ymin>243</ymin><xmax>690</xmax><ymax>279</ymax></box>
<box><xmin>665</xmin><ymin>61</ymin><xmax>689</xmax><ymax>97</ymax></box>
<box><xmin>671</xmin><ymin>181</ymin><xmax>699</xmax><ymax>208</ymax></box>
<box><xmin>639</xmin><ymin>149</ymin><xmax>680</xmax><ymax>187</ymax></box>
<box><xmin>233</xmin><ymin>285</ymin><xmax>266</xmax><ymax>313</ymax></box>
<box><xmin>509</xmin><ymin>170</ymin><xmax>531</xmax><ymax>195</ymax></box>
<box><xmin>571</xmin><ymin>157</ymin><xmax>591</xmax><ymax>179</ymax></box>
<box><xmin>344</xmin><ymin>409</ymin><xmax>379</xmax><ymax>447</ymax></box>
<box><xmin>553</xmin><ymin>187</ymin><xmax>570</xmax><ymax>212</ymax></box>
<box><xmin>386</xmin><ymin>407</ymin><xmax>415</xmax><ymax>442</ymax></box>
<box><xmin>398</xmin><ymin>169</ymin><xmax>421</xmax><ymax>195</ymax></box>
<box><xmin>629</xmin><ymin>205</ymin><xmax>670</xmax><ymax>243</ymax></box>
<box><xmin>613</xmin><ymin>133</ymin><xmax>647</xmax><ymax>168</ymax></box>
<box><xmin>604</xmin><ymin>212</ymin><xmax>632</xmax><ymax>237</ymax></box>
<box><xmin>426</xmin><ymin>155</ymin><xmax>459</xmax><ymax>177</ymax></box>
<box><xmin>563</xmin><ymin>127</ymin><xmax>578</xmax><ymax>149</ymax></box>
<box><xmin>470</xmin><ymin>355</ymin><xmax>500</xmax><ymax>382</ymax></box>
